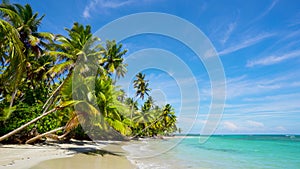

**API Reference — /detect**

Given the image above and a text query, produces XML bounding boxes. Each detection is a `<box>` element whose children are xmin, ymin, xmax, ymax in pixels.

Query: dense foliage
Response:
<box><xmin>0</xmin><ymin>2</ymin><xmax>177</xmax><ymax>143</ymax></box>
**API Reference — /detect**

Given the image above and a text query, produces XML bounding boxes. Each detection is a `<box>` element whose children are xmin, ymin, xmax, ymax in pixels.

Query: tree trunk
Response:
<box><xmin>9</xmin><ymin>89</ymin><xmax>17</xmax><ymax>107</ymax></box>
<box><xmin>41</xmin><ymin>80</ymin><xmax>66</xmax><ymax>113</ymax></box>
<box><xmin>57</xmin><ymin>130</ymin><xmax>71</xmax><ymax>140</ymax></box>
<box><xmin>0</xmin><ymin>108</ymin><xmax>57</xmax><ymax>142</ymax></box>
<box><xmin>25</xmin><ymin>126</ymin><xmax>65</xmax><ymax>144</ymax></box>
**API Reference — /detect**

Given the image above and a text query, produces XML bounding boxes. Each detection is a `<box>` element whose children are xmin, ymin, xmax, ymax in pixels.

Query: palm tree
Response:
<box><xmin>133</xmin><ymin>73</ymin><xmax>151</xmax><ymax>100</ymax></box>
<box><xmin>0</xmin><ymin>19</ymin><xmax>25</xmax><ymax>109</ymax></box>
<box><xmin>101</xmin><ymin>40</ymin><xmax>127</xmax><ymax>75</ymax></box>
<box><xmin>0</xmin><ymin>2</ymin><xmax>55</xmax><ymax>76</ymax></box>
<box><xmin>131</xmin><ymin>97</ymin><xmax>157</xmax><ymax>136</ymax></box>
<box><xmin>146</xmin><ymin>96</ymin><xmax>154</xmax><ymax>109</ymax></box>
<box><xmin>125</xmin><ymin>98</ymin><xmax>138</xmax><ymax>110</ymax></box>
<box><xmin>132</xmin><ymin>110</ymin><xmax>154</xmax><ymax>136</ymax></box>
<box><xmin>114</xmin><ymin>63</ymin><xmax>127</xmax><ymax>83</ymax></box>
<box><xmin>95</xmin><ymin>78</ymin><xmax>131</xmax><ymax>136</ymax></box>
<box><xmin>141</xmin><ymin>96</ymin><xmax>154</xmax><ymax>112</ymax></box>
<box><xmin>46</xmin><ymin>23</ymin><xmax>95</xmax><ymax>79</ymax></box>
<box><xmin>0</xmin><ymin>2</ymin><xmax>54</xmax><ymax>109</ymax></box>
<box><xmin>128</xmin><ymin>73</ymin><xmax>151</xmax><ymax>121</ymax></box>
<box><xmin>0</xmin><ymin>22</ymin><xmax>102</xmax><ymax>142</ymax></box>
<box><xmin>161</xmin><ymin>104</ymin><xmax>177</xmax><ymax>134</ymax></box>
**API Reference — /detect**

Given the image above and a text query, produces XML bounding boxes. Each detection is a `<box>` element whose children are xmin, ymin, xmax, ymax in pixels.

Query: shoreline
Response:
<box><xmin>0</xmin><ymin>140</ymin><xmax>136</xmax><ymax>169</ymax></box>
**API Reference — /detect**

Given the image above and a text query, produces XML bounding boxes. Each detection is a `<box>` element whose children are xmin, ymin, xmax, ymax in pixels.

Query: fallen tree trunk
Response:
<box><xmin>26</xmin><ymin>126</ymin><xmax>65</xmax><ymax>144</ymax></box>
<box><xmin>0</xmin><ymin>108</ymin><xmax>58</xmax><ymax>142</ymax></box>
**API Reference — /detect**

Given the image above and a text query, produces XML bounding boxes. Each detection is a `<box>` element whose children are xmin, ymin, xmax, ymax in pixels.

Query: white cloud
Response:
<box><xmin>275</xmin><ymin>126</ymin><xmax>287</xmax><ymax>132</ymax></box>
<box><xmin>218</xmin><ymin>33</ymin><xmax>274</xmax><ymax>56</ymax></box>
<box><xmin>246</xmin><ymin>50</ymin><xmax>300</xmax><ymax>67</ymax></box>
<box><xmin>246</xmin><ymin>120</ymin><xmax>264</xmax><ymax>128</ymax></box>
<box><xmin>220</xmin><ymin>22</ymin><xmax>237</xmax><ymax>45</ymax></box>
<box><xmin>83</xmin><ymin>0</ymin><xmax>163</xmax><ymax>18</ymax></box>
<box><xmin>243</xmin><ymin>93</ymin><xmax>300</xmax><ymax>102</ymax></box>
<box><xmin>222</xmin><ymin>121</ymin><xmax>238</xmax><ymax>131</ymax></box>
<box><xmin>225</xmin><ymin>73</ymin><xmax>300</xmax><ymax>99</ymax></box>
<box><xmin>289</xmin><ymin>21</ymin><xmax>300</xmax><ymax>27</ymax></box>
<box><xmin>83</xmin><ymin>0</ymin><xmax>134</xmax><ymax>18</ymax></box>
<box><xmin>203</xmin><ymin>48</ymin><xmax>218</xmax><ymax>58</ymax></box>
<box><xmin>250</xmin><ymin>0</ymin><xmax>278</xmax><ymax>23</ymax></box>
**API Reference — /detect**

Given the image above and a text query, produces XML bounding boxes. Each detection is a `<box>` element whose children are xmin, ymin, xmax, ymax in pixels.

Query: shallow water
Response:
<box><xmin>123</xmin><ymin>135</ymin><xmax>300</xmax><ymax>169</ymax></box>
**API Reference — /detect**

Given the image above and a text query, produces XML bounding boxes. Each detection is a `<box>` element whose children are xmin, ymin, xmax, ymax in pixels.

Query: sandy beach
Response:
<box><xmin>0</xmin><ymin>140</ymin><xmax>136</xmax><ymax>169</ymax></box>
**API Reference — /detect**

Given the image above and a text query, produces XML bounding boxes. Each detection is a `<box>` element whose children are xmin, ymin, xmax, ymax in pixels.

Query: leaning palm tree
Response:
<box><xmin>0</xmin><ymin>2</ymin><xmax>54</xmax><ymax>109</ymax></box>
<box><xmin>0</xmin><ymin>22</ymin><xmax>102</xmax><ymax>142</ymax></box>
<box><xmin>0</xmin><ymin>19</ymin><xmax>25</xmax><ymax>110</ymax></box>
<box><xmin>46</xmin><ymin>23</ymin><xmax>96</xmax><ymax>79</ymax></box>
<box><xmin>95</xmin><ymin>78</ymin><xmax>131</xmax><ymax>136</ymax></box>
<box><xmin>0</xmin><ymin>3</ymin><xmax>59</xmax><ymax>142</ymax></box>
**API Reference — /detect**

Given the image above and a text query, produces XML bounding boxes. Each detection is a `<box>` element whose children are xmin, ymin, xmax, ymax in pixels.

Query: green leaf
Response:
<box><xmin>59</xmin><ymin>100</ymin><xmax>81</xmax><ymax>108</ymax></box>
<box><xmin>0</xmin><ymin>106</ymin><xmax>16</xmax><ymax>121</ymax></box>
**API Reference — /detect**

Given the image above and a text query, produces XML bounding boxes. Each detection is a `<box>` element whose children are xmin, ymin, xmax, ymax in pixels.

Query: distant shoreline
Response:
<box><xmin>175</xmin><ymin>134</ymin><xmax>300</xmax><ymax>136</ymax></box>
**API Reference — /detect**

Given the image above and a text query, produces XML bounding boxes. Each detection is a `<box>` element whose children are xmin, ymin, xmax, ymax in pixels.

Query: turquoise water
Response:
<box><xmin>123</xmin><ymin>135</ymin><xmax>300</xmax><ymax>169</ymax></box>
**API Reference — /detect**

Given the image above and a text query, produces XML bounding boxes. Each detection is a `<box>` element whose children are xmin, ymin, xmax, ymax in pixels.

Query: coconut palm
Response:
<box><xmin>0</xmin><ymin>21</ymin><xmax>102</xmax><ymax>142</ymax></box>
<box><xmin>131</xmin><ymin>98</ymin><xmax>156</xmax><ymax>136</ymax></box>
<box><xmin>125</xmin><ymin>98</ymin><xmax>138</xmax><ymax>110</ymax></box>
<box><xmin>0</xmin><ymin>2</ymin><xmax>54</xmax><ymax>108</ymax></box>
<box><xmin>114</xmin><ymin>63</ymin><xmax>127</xmax><ymax>83</ymax></box>
<box><xmin>95</xmin><ymin>78</ymin><xmax>131</xmax><ymax>136</ymax></box>
<box><xmin>101</xmin><ymin>40</ymin><xmax>127</xmax><ymax>75</ymax></box>
<box><xmin>161</xmin><ymin>104</ymin><xmax>177</xmax><ymax>133</ymax></box>
<box><xmin>0</xmin><ymin>2</ymin><xmax>177</xmax><ymax>142</ymax></box>
<box><xmin>133</xmin><ymin>73</ymin><xmax>151</xmax><ymax>100</ymax></box>
<box><xmin>0</xmin><ymin>19</ymin><xmax>24</xmax><ymax>108</ymax></box>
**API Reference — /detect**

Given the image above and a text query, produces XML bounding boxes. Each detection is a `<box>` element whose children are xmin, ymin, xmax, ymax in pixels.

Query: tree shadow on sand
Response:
<box><xmin>64</xmin><ymin>147</ymin><xmax>124</xmax><ymax>157</ymax></box>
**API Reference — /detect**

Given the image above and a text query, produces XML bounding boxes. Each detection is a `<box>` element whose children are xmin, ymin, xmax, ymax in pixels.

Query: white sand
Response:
<box><xmin>30</xmin><ymin>143</ymin><xmax>137</xmax><ymax>169</ymax></box>
<box><xmin>0</xmin><ymin>140</ymin><xmax>107</xmax><ymax>169</ymax></box>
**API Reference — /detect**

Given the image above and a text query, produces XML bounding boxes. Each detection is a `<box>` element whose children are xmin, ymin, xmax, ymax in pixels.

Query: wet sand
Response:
<box><xmin>30</xmin><ymin>143</ymin><xmax>136</xmax><ymax>169</ymax></box>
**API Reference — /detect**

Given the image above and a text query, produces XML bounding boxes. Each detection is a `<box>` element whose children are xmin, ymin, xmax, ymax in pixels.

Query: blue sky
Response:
<box><xmin>13</xmin><ymin>0</ymin><xmax>300</xmax><ymax>134</ymax></box>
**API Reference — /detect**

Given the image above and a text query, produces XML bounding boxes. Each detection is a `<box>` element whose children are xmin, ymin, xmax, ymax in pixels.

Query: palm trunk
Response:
<box><xmin>0</xmin><ymin>70</ymin><xmax>73</xmax><ymax>143</ymax></box>
<box><xmin>57</xmin><ymin>130</ymin><xmax>71</xmax><ymax>140</ymax></box>
<box><xmin>0</xmin><ymin>108</ymin><xmax>57</xmax><ymax>142</ymax></box>
<box><xmin>25</xmin><ymin>126</ymin><xmax>65</xmax><ymax>144</ymax></box>
<box><xmin>130</xmin><ymin>97</ymin><xmax>138</xmax><ymax>122</ymax></box>
<box><xmin>42</xmin><ymin>67</ymin><xmax>74</xmax><ymax>113</ymax></box>
<box><xmin>41</xmin><ymin>78</ymin><xmax>66</xmax><ymax>113</ymax></box>
<box><xmin>9</xmin><ymin>89</ymin><xmax>18</xmax><ymax>108</ymax></box>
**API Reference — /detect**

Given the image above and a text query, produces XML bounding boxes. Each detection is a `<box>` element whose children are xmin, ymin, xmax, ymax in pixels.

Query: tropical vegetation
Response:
<box><xmin>0</xmin><ymin>1</ymin><xmax>177</xmax><ymax>143</ymax></box>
